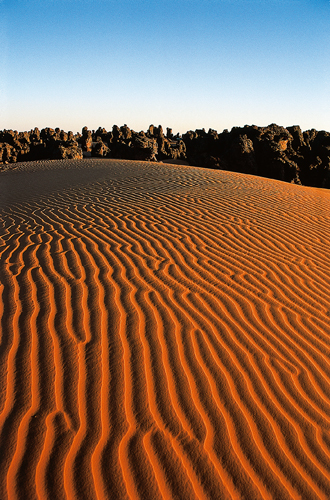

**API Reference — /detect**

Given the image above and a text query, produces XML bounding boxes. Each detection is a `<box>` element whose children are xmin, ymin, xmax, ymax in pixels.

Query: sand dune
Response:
<box><xmin>1</xmin><ymin>158</ymin><xmax>330</xmax><ymax>500</ymax></box>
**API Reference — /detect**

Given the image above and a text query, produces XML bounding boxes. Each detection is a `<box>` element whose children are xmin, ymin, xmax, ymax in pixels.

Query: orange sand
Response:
<box><xmin>1</xmin><ymin>158</ymin><xmax>330</xmax><ymax>500</ymax></box>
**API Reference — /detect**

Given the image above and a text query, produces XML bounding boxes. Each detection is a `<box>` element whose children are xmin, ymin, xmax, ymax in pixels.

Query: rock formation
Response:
<box><xmin>1</xmin><ymin>123</ymin><xmax>330</xmax><ymax>188</ymax></box>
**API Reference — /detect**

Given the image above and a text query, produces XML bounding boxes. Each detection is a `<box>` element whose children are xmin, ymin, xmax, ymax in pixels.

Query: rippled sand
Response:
<box><xmin>1</xmin><ymin>159</ymin><xmax>330</xmax><ymax>500</ymax></box>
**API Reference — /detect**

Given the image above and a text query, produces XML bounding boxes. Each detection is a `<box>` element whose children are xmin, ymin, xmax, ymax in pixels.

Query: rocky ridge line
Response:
<box><xmin>1</xmin><ymin>123</ymin><xmax>330</xmax><ymax>188</ymax></box>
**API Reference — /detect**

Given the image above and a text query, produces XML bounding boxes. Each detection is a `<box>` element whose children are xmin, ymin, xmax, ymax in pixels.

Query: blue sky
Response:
<box><xmin>0</xmin><ymin>0</ymin><xmax>329</xmax><ymax>134</ymax></box>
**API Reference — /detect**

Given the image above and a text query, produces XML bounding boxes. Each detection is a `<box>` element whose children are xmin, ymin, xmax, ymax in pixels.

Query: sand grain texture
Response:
<box><xmin>1</xmin><ymin>159</ymin><xmax>330</xmax><ymax>500</ymax></box>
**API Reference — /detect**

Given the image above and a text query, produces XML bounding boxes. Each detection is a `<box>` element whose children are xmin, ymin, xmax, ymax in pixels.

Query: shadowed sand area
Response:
<box><xmin>1</xmin><ymin>158</ymin><xmax>330</xmax><ymax>500</ymax></box>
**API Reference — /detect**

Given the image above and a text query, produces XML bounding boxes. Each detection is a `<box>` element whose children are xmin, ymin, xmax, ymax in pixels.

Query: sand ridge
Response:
<box><xmin>1</xmin><ymin>159</ymin><xmax>330</xmax><ymax>500</ymax></box>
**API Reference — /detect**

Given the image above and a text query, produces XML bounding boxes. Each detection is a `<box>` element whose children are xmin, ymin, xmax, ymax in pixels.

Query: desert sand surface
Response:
<box><xmin>1</xmin><ymin>158</ymin><xmax>330</xmax><ymax>500</ymax></box>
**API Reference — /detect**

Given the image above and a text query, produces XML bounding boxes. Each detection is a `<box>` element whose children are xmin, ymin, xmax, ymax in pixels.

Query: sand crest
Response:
<box><xmin>1</xmin><ymin>159</ymin><xmax>330</xmax><ymax>500</ymax></box>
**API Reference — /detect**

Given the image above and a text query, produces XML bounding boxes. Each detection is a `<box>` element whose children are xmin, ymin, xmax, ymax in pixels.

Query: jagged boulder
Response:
<box><xmin>120</xmin><ymin>124</ymin><xmax>132</xmax><ymax>140</ymax></box>
<box><xmin>287</xmin><ymin>125</ymin><xmax>306</xmax><ymax>151</ymax></box>
<box><xmin>145</xmin><ymin>124</ymin><xmax>186</xmax><ymax>161</ymax></box>
<box><xmin>248</xmin><ymin>124</ymin><xmax>299</xmax><ymax>182</ymax></box>
<box><xmin>229</xmin><ymin>134</ymin><xmax>257</xmax><ymax>174</ymax></box>
<box><xmin>166</xmin><ymin>127</ymin><xmax>173</xmax><ymax>139</ymax></box>
<box><xmin>183</xmin><ymin>128</ymin><xmax>221</xmax><ymax>167</ymax></box>
<box><xmin>0</xmin><ymin>129</ymin><xmax>18</xmax><ymax>145</ymax></box>
<box><xmin>94</xmin><ymin>127</ymin><xmax>108</xmax><ymax>142</ymax></box>
<box><xmin>80</xmin><ymin>127</ymin><xmax>93</xmax><ymax>152</ymax></box>
<box><xmin>0</xmin><ymin>143</ymin><xmax>18</xmax><ymax>163</ymax></box>
<box><xmin>92</xmin><ymin>140</ymin><xmax>110</xmax><ymax>158</ymax></box>
<box><xmin>131</xmin><ymin>133</ymin><xmax>158</xmax><ymax>161</ymax></box>
<box><xmin>164</xmin><ymin>138</ymin><xmax>187</xmax><ymax>161</ymax></box>
<box><xmin>112</xmin><ymin>125</ymin><xmax>123</xmax><ymax>141</ymax></box>
<box><xmin>52</xmin><ymin>144</ymin><xmax>83</xmax><ymax>160</ymax></box>
<box><xmin>40</xmin><ymin>128</ymin><xmax>56</xmax><ymax>142</ymax></box>
<box><xmin>298</xmin><ymin>130</ymin><xmax>330</xmax><ymax>187</ymax></box>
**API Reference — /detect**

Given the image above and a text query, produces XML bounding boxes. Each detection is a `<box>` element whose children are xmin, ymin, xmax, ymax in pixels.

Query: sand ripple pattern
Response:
<box><xmin>1</xmin><ymin>159</ymin><xmax>330</xmax><ymax>500</ymax></box>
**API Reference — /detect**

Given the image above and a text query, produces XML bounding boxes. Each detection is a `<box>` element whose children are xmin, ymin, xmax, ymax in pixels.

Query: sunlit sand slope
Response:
<box><xmin>1</xmin><ymin>159</ymin><xmax>330</xmax><ymax>500</ymax></box>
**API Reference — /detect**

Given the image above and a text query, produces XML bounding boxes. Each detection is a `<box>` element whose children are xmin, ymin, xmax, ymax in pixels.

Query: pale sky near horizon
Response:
<box><xmin>0</xmin><ymin>0</ymin><xmax>329</xmax><ymax>135</ymax></box>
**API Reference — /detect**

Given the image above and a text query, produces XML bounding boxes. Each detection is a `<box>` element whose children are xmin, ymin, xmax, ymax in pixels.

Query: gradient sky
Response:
<box><xmin>1</xmin><ymin>0</ymin><xmax>329</xmax><ymax>135</ymax></box>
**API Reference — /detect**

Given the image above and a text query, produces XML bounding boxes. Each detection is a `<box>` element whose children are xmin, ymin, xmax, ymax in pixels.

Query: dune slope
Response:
<box><xmin>1</xmin><ymin>159</ymin><xmax>330</xmax><ymax>500</ymax></box>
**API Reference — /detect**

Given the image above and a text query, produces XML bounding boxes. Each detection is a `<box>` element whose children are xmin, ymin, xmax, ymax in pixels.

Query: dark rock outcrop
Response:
<box><xmin>130</xmin><ymin>132</ymin><xmax>158</xmax><ymax>161</ymax></box>
<box><xmin>0</xmin><ymin>143</ymin><xmax>18</xmax><ymax>164</ymax></box>
<box><xmin>182</xmin><ymin>124</ymin><xmax>301</xmax><ymax>184</ymax></box>
<box><xmin>228</xmin><ymin>134</ymin><xmax>257</xmax><ymax>175</ymax></box>
<box><xmin>52</xmin><ymin>144</ymin><xmax>83</xmax><ymax>160</ymax></box>
<box><xmin>1</xmin><ymin>123</ymin><xmax>330</xmax><ymax>188</ymax></box>
<box><xmin>92</xmin><ymin>139</ymin><xmax>110</xmax><ymax>158</ymax></box>
<box><xmin>81</xmin><ymin>127</ymin><xmax>93</xmax><ymax>153</ymax></box>
<box><xmin>0</xmin><ymin>127</ymin><xmax>84</xmax><ymax>165</ymax></box>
